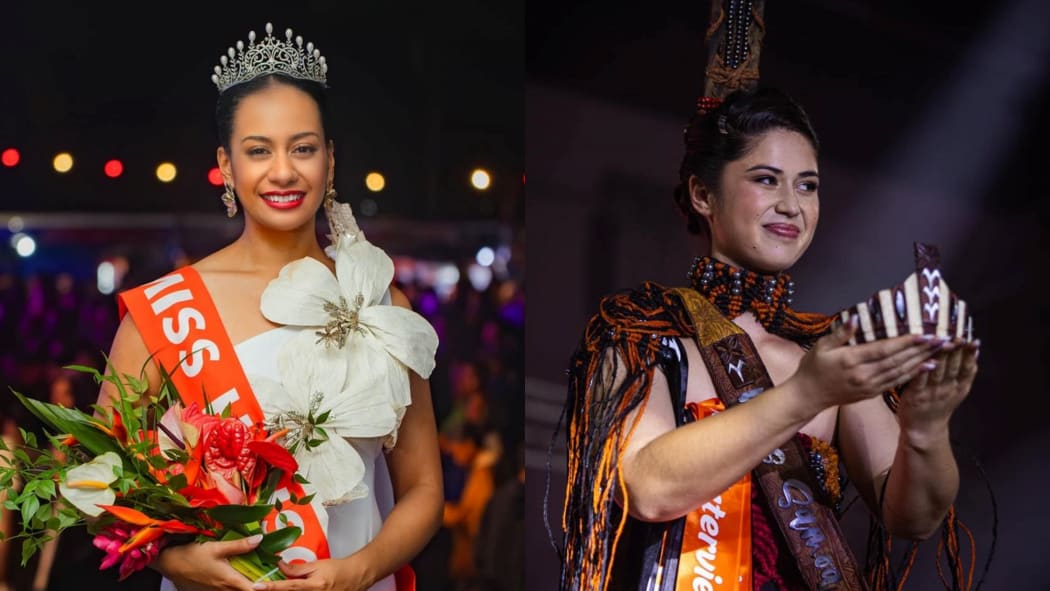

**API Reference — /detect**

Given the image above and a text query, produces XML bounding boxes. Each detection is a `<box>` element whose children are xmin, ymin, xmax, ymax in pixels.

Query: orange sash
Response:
<box><xmin>117</xmin><ymin>266</ymin><xmax>331</xmax><ymax>562</ymax></box>
<box><xmin>672</xmin><ymin>398</ymin><xmax>752</xmax><ymax>591</ymax></box>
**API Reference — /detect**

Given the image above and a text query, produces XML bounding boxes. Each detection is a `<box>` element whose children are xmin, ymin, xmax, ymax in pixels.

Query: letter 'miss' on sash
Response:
<box><xmin>117</xmin><ymin>266</ymin><xmax>331</xmax><ymax>562</ymax></box>
<box><xmin>672</xmin><ymin>288</ymin><xmax>868</xmax><ymax>591</ymax></box>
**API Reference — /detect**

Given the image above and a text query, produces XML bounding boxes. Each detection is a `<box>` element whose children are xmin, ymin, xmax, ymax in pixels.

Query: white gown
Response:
<box><xmin>160</xmin><ymin>323</ymin><xmax>397</xmax><ymax>591</ymax></box>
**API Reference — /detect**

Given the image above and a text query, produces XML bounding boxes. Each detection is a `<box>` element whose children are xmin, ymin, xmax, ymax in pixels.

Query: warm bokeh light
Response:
<box><xmin>1</xmin><ymin>148</ymin><xmax>19</xmax><ymax>167</ymax></box>
<box><xmin>470</xmin><ymin>168</ymin><xmax>491</xmax><ymax>190</ymax></box>
<box><xmin>207</xmin><ymin>167</ymin><xmax>224</xmax><ymax>186</ymax></box>
<box><xmin>53</xmin><ymin>153</ymin><xmax>73</xmax><ymax>173</ymax></box>
<box><xmin>156</xmin><ymin>162</ymin><xmax>177</xmax><ymax>183</ymax></box>
<box><xmin>104</xmin><ymin>160</ymin><xmax>124</xmax><ymax>178</ymax></box>
<box><xmin>365</xmin><ymin>172</ymin><xmax>386</xmax><ymax>192</ymax></box>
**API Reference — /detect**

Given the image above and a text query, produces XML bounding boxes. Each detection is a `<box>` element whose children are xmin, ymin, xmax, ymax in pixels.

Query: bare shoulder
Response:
<box><xmin>389</xmin><ymin>284</ymin><xmax>411</xmax><ymax>309</ymax></box>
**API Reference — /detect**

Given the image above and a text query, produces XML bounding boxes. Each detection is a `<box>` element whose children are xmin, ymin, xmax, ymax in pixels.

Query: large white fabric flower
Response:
<box><xmin>260</xmin><ymin>235</ymin><xmax>438</xmax><ymax>384</ymax></box>
<box><xmin>250</xmin><ymin>328</ymin><xmax>400</xmax><ymax>505</ymax></box>
<box><xmin>60</xmin><ymin>451</ymin><xmax>122</xmax><ymax>517</ymax></box>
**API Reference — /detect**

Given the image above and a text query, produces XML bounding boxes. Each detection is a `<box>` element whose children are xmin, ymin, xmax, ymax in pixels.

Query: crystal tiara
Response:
<box><xmin>211</xmin><ymin>22</ymin><xmax>328</xmax><ymax>93</ymax></box>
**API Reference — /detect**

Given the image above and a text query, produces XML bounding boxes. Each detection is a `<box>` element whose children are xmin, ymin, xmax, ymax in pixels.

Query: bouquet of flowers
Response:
<box><xmin>0</xmin><ymin>360</ymin><xmax>318</xmax><ymax>582</ymax></box>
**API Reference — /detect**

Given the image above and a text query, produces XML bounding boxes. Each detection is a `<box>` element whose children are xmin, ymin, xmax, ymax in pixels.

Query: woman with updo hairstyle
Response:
<box><xmin>673</xmin><ymin>88</ymin><xmax>819</xmax><ymax>240</ymax></box>
<box><xmin>558</xmin><ymin>85</ymin><xmax>979</xmax><ymax>591</ymax></box>
<box><xmin>97</xmin><ymin>22</ymin><xmax>442</xmax><ymax>591</ymax></box>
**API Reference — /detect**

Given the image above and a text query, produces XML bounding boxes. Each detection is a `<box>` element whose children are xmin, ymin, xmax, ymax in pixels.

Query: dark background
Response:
<box><xmin>527</xmin><ymin>0</ymin><xmax>1049</xmax><ymax>589</ymax></box>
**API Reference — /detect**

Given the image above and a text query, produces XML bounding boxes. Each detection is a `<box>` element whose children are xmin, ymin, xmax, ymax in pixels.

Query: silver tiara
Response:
<box><xmin>211</xmin><ymin>22</ymin><xmax>328</xmax><ymax>93</ymax></box>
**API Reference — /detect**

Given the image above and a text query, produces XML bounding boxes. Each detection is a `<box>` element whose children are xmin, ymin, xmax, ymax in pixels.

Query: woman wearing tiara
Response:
<box><xmin>557</xmin><ymin>87</ymin><xmax>982</xmax><ymax>590</ymax></box>
<box><xmin>96</xmin><ymin>23</ymin><xmax>442</xmax><ymax>591</ymax></box>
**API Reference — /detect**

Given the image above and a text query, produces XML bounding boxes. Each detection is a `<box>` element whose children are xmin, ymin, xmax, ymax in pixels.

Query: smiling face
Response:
<box><xmin>217</xmin><ymin>81</ymin><xmax>333</xmax><ymax>233</ymax></box>
<box><xmin>691</xmin><ymin>128</ymin><xmax>819</xmax><ymax>273</ymax></box>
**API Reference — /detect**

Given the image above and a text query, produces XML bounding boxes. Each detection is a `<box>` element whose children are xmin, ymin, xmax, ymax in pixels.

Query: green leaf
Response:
<box><xmin>124</xmin><ymin>374</ymin><xmax>148</xmax><ymax>395</ymax></box>
<box><xmin>21</xmin><ymin>496</ymin><xmax>40</xmax><ymax>527</ymax></box>
<box><xmin>33</xmin><ymin>502</ymin><xmax>52</xmax><ymax>524</ymax></box>
<box><xmin>314</xmin><ymin>410</ymin><xmax>331</xmax><ymax>424</ymax></box>
<box><xmin>165</xmin><ymin>474</ymin><xmax>188</xmax><ymax>491</ymax></box>
<box><xmin>21</xmin><ymin>537</ymin><xmax>39</xmax><ymax>566</ymax></box>
<box><xmin>37</xmin><ymin>478</ymin><xmax>56</xmax><ymax>501</ymax></box>
<box><xmin>258</xmin><ymin>526</ymin><xmax>301</xmax><ymax>556</ymax></box>
<box><xmin>35</xmin><ymin>479</ymin><xmax>55</xmax><ymax>500</ymax></box>
<box><xmin>57</xmin><ymin>510</ymin><xmax>79</xmax><ymax>529</ymax></box>
<box><xmin>9</xmin><ymin>390</ymin><xmax>123</xmax><ymax>457</ymax></box>
<box><xmin>206</xmin><ymin>504</ymin><xmax>273</xmax><ymax>526</ymax></box>
<box><xmin>63</xmin><ymin>364</ymin><xmax>102</xmax><ymax>377</ymax></box>
<box><xmin>13</xmin><ymin>449</ymin><xmax>31</xmax><ymax>466</ymax></box>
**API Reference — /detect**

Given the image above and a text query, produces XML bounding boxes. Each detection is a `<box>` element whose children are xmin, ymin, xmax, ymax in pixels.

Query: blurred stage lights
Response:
<box><xmin>476</xmin><ymin>246</ymin><xmax>495</xmax><ymax>267</ymax></box>
<box><xmin>365</xmin><ymin>172</ymin><xmax>385</xmax><ymax>192</ymax></box>
<box><xmin>104</xmin><ymin>159</ymin><xmax>124</xmax><ymax>178</ymax></box>
<box><xmin>53</xmin><ymin>153</ymin><xmax>73</xmax><ymax>173</ymax></box>
<box><xmin>11</xmin><ymin>233</ymin><xmax>36</xmax><ymax>257</ymax></box>
<box><xmin>156</xmin><ymin>163</ymin><xmax>177</xmax><ymax>183</ymax></box>
<box><xmin>1</xmin><ymin>148</ymin><xmax>19</xmax><ymax>167</ymax></box>
<box><xmin>470</xmin><ymin>168</ymin><xmax>491</xmax><ymax>190</ymax></box>
<box><xmin>3</xmin><ymin>152</ymin><xmax>479</xmax><ymax>197</ymax></box>
<box><xmin>97</xmin><ymin>261</ymin><xmax>116</xmax><ymax>295</ymax></box>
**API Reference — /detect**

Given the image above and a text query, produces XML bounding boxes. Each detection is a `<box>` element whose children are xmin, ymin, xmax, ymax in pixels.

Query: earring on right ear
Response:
<box><xmin>221</xmin><ymin>183</ymin><xmax>238</xmax><ymax>217</ymax></box>
<box><xmin>325</xmin><ymin>184</ymin><xmax>338</xmax><ymax>209</ymax></box>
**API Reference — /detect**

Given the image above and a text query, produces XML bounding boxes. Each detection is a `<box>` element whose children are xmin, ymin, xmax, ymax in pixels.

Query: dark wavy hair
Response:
<box><xmin>673</xmin><ymin>87</ymin><xmax>819</xmax><ymax>236</ymax></box>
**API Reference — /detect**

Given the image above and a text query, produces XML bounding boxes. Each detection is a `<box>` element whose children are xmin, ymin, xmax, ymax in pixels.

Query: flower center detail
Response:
<box><xmin>316</xmin><ymin>293</ymin><xmax>365</xmax><ymax>349</ymax></box>
<box><xmin>265</xmin><ymin>391</ymin><xmax>330</xmax><ymax>453</ymax></box>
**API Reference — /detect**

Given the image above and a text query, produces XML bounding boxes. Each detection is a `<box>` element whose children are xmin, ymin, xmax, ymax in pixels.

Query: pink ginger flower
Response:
<box><xmin>92</xmin><ymin>521</ymin><xmax>166</xmax><ymax>581</ymax></box>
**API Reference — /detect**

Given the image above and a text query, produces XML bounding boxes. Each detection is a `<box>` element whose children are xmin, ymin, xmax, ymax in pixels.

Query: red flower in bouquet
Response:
<box><xmin>158</xmin><ymin>401</ymin><xmax>299</xmax><ymax>507</ymax></box>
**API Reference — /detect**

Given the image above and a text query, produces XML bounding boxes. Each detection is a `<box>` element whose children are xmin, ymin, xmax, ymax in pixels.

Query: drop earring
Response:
<box><xmin>221</xmin><ymin>182</ymin><xmax>237</xmax><ymax>217</ymax></box>
<box><xmin>325</xmin><ymin>184</ymin><xmax>338</xmax><ymax>209</ymax></box>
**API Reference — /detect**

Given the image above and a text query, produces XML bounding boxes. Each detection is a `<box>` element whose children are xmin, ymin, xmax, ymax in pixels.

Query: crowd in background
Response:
<box><xmin>0</xmin><ymin>260</ymin><xmax>524</xmax><ymax>591</ymax></box>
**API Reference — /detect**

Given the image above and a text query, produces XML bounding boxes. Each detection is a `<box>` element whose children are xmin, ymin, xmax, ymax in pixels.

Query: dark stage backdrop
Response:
<box><xmin>526</xmin><ymin>1</ymin><xmax>1050</xmax><ymax>590</ymax></box>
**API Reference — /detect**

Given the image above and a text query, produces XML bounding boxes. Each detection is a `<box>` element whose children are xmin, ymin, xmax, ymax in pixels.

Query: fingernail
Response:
<box><xmin>246</xmin><ymin>534</ymin><xmax>263</xmax><ymax>545</ymax></box>
<box><xmin>252</xmin><ymin>584</ymin><xmax>267</xmax><ymax>591</ymax></box>
<box><xmin>922</xmin><ymin>360</ymin><xmax>937</xmax><ymax>370</ymax></box>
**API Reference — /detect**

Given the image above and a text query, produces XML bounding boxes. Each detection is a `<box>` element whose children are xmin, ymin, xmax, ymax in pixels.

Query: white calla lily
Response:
<box><xmin>251</xmin><ymin>330</ymin><xmax>400</xmax><ymax>505</ymax></box>
<box><xmin>59</xmin><ymin>451</ymin><xmax>122</xmax><ymax>517</ymax></box>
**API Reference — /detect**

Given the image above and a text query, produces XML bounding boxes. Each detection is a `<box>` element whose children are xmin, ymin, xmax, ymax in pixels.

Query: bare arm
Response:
<box><xmin>839</xmin><ymin>339</ymin><xmax>978</xmax><ymax>540</ymax></box>
<box><xmin>622</xmin><ymin>355</ymin><xmax>818</xmax><ymax>521</ymax></box>
<box><xmin>622</xmin><ymin>321</ymin><xmax>942</xmax><ymax>522</ymax></box>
